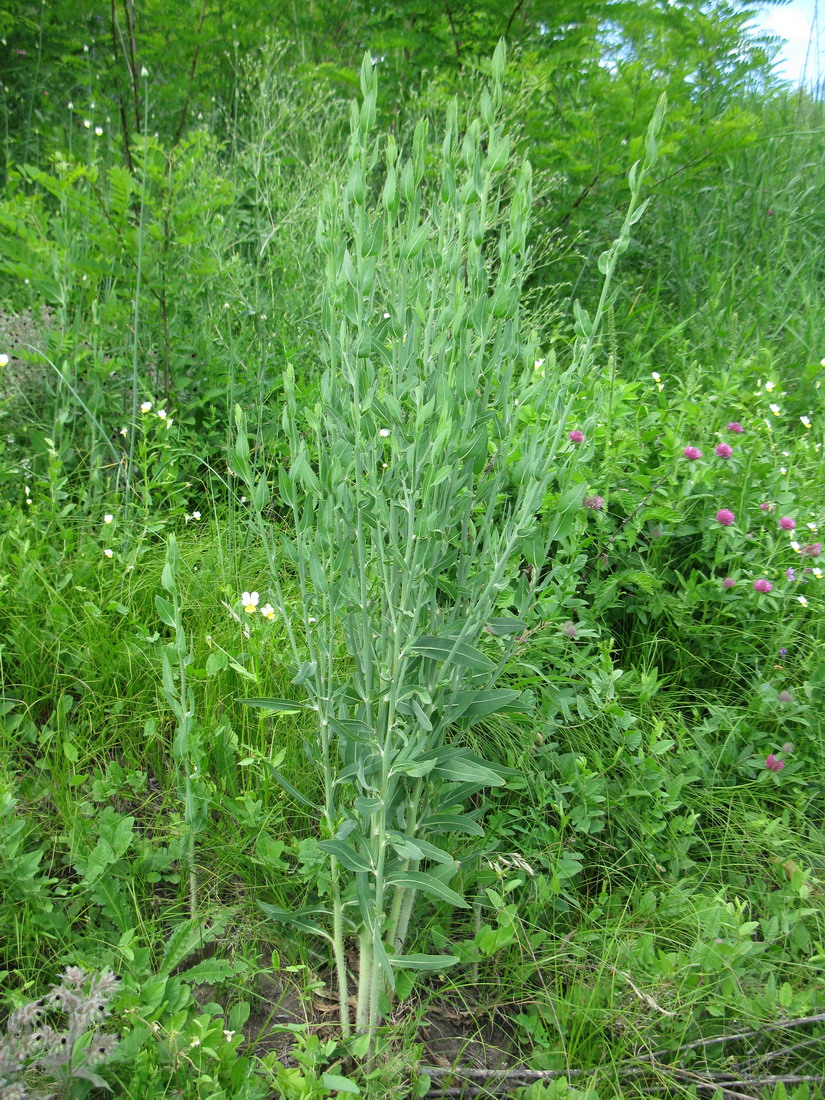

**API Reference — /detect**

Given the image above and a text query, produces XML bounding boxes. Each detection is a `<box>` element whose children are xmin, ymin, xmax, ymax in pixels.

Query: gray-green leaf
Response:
<box><xmin>386</xmin><ymin>870</ymin><xmax>469</xmax><ymax>908</ymax></box>
<box><xmin>408</xmin><ymin>636</ymin><xmax>494</xmax><ymax>672</ymax></box>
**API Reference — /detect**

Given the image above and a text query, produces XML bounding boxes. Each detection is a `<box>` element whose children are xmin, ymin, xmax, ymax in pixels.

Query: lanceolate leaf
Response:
<box><xmin>155</xmin><ymin>594</ymin><xmax>177</xmax><ymax>629</ymax></box>
<box><xmin>389</xmin><ymin>953</ymin><xmax>460</xmax><ymax>971</ymax></box>
<box><xmin>386</xmin><ymin>870</ymin><xmax>469</xmax><ymax>908</ymax></box>
<box><xmin>445</xmin><ymin>687</ymin><xmax>524</xmax><ymax>721</ymax></box>
<box><xmin>408</xmin><ymin>635</ymin><xmax>494</xmax><ymax>672</ymax></box>
<box><xmin>420</xmin><ymin>812</ymin><xmax>485</xmax><ymax>837</ymax></box>
<box><xmin>265</xmin><ymin>762</ymin><xmax>319</xmax><ymax>811</ymax></box>
<box><xmin>388</xmin><ymin>831</ymin><xmax>454</xmax><ymax>865</ymax></box>
<box><xmin>319</xmin><ymin>838</ymin><xmax>374</xmax><ymax>873</ymax></box>
<box><xmin>241</xmin><ymin>696</ymin><xmax>309</xmax><ymax>713</ymax></box>
<box><xmin>485</xmin><ymin>617</ymin><xmax>528</xmax><ymax>635</ymax></box>
<box><xmin>428</xmin><ymin>752</ymin><xmax>507</xmax><ymax>786</ymax></box>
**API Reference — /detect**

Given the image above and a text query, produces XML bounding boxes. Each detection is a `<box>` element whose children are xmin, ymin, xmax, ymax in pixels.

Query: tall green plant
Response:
<box><xmin>234</xmin><ymin>44</ymin><xmax>664</xmax><ymax>1047</ymax></box>
<box><xmin>156</xmin><ymin>533</ymin><xmax>208</xmax><ymax>920</ymax></box>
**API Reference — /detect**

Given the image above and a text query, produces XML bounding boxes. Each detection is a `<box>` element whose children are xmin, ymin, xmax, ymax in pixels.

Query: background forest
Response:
<box><xmin>0</xmin><ymin>2</ymin><xmax>824</xmax><ymax>1098</ymax></box>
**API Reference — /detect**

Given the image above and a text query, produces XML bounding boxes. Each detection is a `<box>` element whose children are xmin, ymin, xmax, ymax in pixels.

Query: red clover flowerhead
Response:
<box><xmin>716</xmin><ymin>509</ymin><xmax>735</xmax><ymax>527</ymax></box>
<box><xmin>727</xmin><ymin>421</ymin><xmax>744</xmax><ymax>433</ymax></box>
<box><xmin>753</xmin><ymin>578</ymin><xmax>773</xmax><ymax>593</ymax></box>
<box><xmin>683</xmin><ymin>446</ymin><xmax>702</xmax><ymax>460</ymax></box>
<box><xmin>568</xmin><ymin>429</ymin><xmax>584</xmax><ymax>444</ymax></box>
<box><xmin>765</xmin><ymin>753</ymin><xmax>785</xmax><ymax>772</ymax></box>
<box><xmin>778</xmin><ymin>516</ymin><xmax>796</xmax><ymax>531</ymax></box>
<box><xmin>715</xmin><ymin>442</ymin><xmax>733</xmax><ymax>459</ymax></box>
<box><xmin>583</xmin><ymin>495</ymin><xmax>604</xmax><ymax>511</ymax></box>
<box><xmin>801</xmin><ymin>542</ymin><xmax>822</xmax><ymax>557</ymax></box>
<box><xmin>722</xmin><ymin>577</ymin><xmax>735</xmax><ymax>588</ymax></box>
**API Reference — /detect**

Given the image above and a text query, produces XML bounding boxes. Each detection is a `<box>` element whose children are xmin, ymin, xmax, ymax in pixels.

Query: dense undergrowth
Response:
<box><xmin>0</xmin><ymin>9</ymin><xmax>824</xmax><ymax>1100</ymax></box>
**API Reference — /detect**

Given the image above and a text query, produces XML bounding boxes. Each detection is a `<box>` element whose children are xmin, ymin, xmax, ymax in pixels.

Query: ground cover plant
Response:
<box><xmin>1</xmin><ymin>5</ymin><xmax>824</xmax><ymax>1100</ymax></box>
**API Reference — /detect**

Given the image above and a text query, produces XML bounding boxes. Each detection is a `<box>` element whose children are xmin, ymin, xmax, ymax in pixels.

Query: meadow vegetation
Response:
<box><xmin>0</xmin><ymin>4</ymin><xmax>823</xmax><ymax>1098</ymax></box>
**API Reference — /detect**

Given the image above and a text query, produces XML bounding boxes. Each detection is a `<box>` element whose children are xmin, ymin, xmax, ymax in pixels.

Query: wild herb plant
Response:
<box><xmin>156</xmin><ymin>533</ymin><xmax>209</xmax><ymax>919</ymax></box>
<box><xmin>234</xmin><ymin>44</ymin><xmax>665</xmax><ymax>1045</ymax></box>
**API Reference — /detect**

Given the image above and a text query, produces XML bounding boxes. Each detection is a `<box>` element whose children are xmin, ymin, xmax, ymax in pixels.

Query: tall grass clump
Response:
<box><xmin>233</xmin><ymin>43</ymin><xmax>665</xmax><ymax>1048</ymax></box>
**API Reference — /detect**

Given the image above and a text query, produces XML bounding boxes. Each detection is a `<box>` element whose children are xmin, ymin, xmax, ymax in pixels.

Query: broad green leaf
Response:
<box><xmin>72</xmin><ymin>1066</ymin><xmax>112</xmax><ymax>1091</ymax></box>
<box><xmin>446</xmin><ymin>688</ymin><xmax>523</xmax><ymax>721</ymax></box>
<box><xmin>241</xmin><ymin>696</ymin><xmax>309</xmax><ymax>713</ymax></box>
<box><xmin>401</xmin><ymin>223</ymin><xmax>429</xmax><ymax>260</ymax></box>
<box><xmin>355</xmin><ymin>796</ymin><xmax>382</xmax><ymax>816</ymax></box>
<box><xmin>408</xmin><ymin>635</ymin><xmax>494</xmax><ymax>672</ymax></box>
<box><xmin>329</xmin><ymin>717</ymin><xmax>377</xmax><ymax>745</ymax></box>
<box><xmin>155</xmin><ymin>595</ymin><xmax>177</xmax><ymax>629</ymax></box>
<box><xmin>389</xmin><ymin>953</ymin><xmax>460</xmax><ymax>971</ymax></box>
<box><xmin>429</xmin><ymin>755</ymin><xmax>506</xmax><ymax>786</ymax></box>
<box><xmin>420</xmin><ymin>812</ymin><xmax>484</xmax><ymax>837</ymax></box>
<box><xmin>82</xmin><ymin>814</ymin><xmax>135</xmax><ymax>884</ymax></box>
<box><xmin>485</xmin><ymin>617</ymin><xmax>528</xmax><ymax>635</ymax></box>
<box><xmin>389</xmin><ymin>756</ymin><xmax>437</xmax><ymax>779</ymax></box>
<box><xmin>321</xmin><ymin>1074</ymin><xmax>361</xmax><ymax>1095</ymax></box>
<box><xmin>292</xmin><ymin>660</ymin><xmax>317</xmax><ymax>685</ymax></box>
<box><xmin>254</xmin><ymin>833</ymin><xmax>288</xmax><ymax>869</ymax></box>
<box><xmin>319</xmin><ymin>838</ymin><xmax>374</xmax><ymax>873</ymax></box>
<box><xmin>386</xmin><ymin>870</ymin><xmax>469</xmax><ymax>908</ymax></box>
<box><xmin>435</xmin><ymin>747</ymin><xmax>520</xmax><ymax>779</ymax></box>
<box><xmin>411</xmin><ymin>697</ymin><xmax>432</xmax><ymax>731</ymax></box>
<box><xmin>161</xmin><ymin>560</ymin><xmax>176</xmax><ymax>595</ymax></box>
<box><xmin>389</xmin><ymin>834</ymin><xmax>423</xmax><ymax>860</ymax></box>
<box><xmin>278</xmin><ymin>467</ymin><xmax>296</xmax><ymax>507</ymax></box>
<box><xmin>388</xmin><ymin>832</ymin><xmax>454</xmax><ymax>865</ymax></box>
<box><xmin>205</xmin><ymin>650</ymin><xmax>228</xmax><ymax>674</ymax></box>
